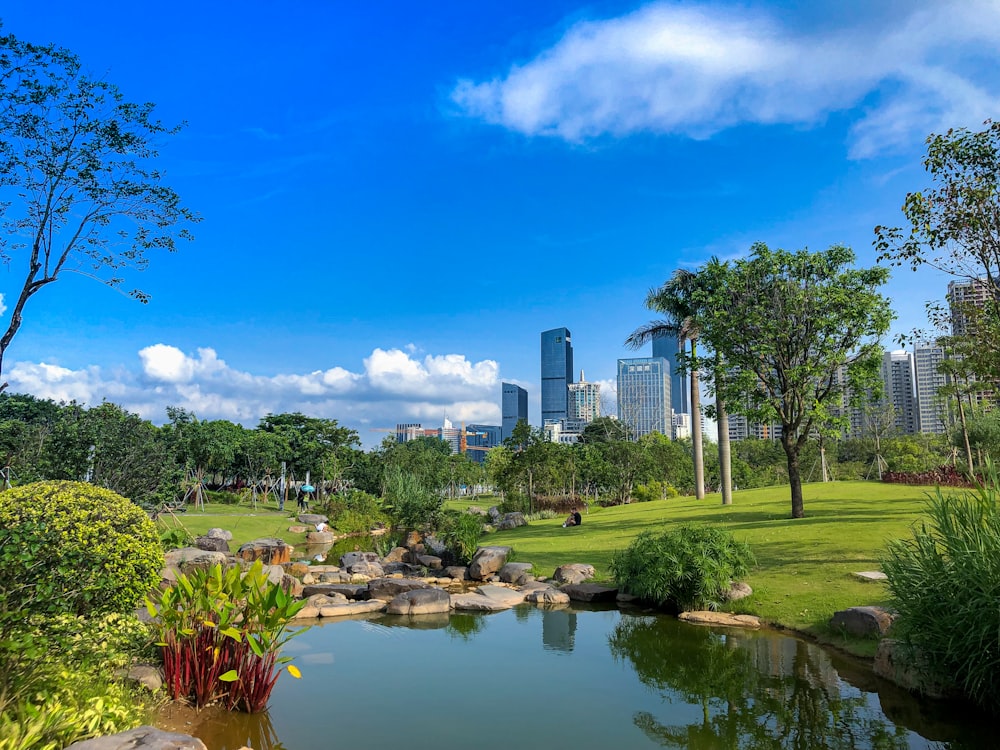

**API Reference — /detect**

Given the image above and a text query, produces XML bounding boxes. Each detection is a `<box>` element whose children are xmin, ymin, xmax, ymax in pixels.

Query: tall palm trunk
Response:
<box><xmin>715</xmin><ymin>355</ymin><xmax>732</xmax><ymax>505</ymax></box>
<box><xmin>690</xmin><ymin>337</ymin><xmax>705</xmax><ymax>499</ymax></box>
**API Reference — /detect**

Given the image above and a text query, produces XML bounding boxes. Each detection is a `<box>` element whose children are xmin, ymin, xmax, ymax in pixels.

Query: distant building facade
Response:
<box><xmin>501</xmin><ymin>382</ymin><xmax>528</xmax><ymax>442</ymax></box>
<box><xmin>652</xmin><ymin>331</ymin><xmax>689</xmax><ymax>418</ymax></box>
<box><xmin>541</xmin><ymin>327</ymin><xmax>574</xmax><ymax>424</ymax></box>
<box><xmin>567</xmin><ymin>370</ymin><xmax>600</xmax><ymax>423</ymax></box>
<box><xmin>881</xmin><ymin>350</ymin><xmax>918</xmax><ymax>435</ymax></box>
<box><xmin>617</xmin><ymin>357</ymin><xmax>671</xmax><ymax>438</ymax></box>
<box><xmin>914</xmin><ymin>343</ymin><xmax>949</xmax><ymax>434</ymax></box>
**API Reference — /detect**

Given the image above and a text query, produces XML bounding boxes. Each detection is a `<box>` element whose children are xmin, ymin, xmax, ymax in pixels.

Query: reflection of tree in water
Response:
<box><xmin>608</xmin><ymin>615</ymin><xmax>910</xmax><ymax>750</ymax></box>
<box><xmin>447</xmin><ymin>612</ymin><xmax>487</xmax><ymax>641</ymax></box>
<box><xmin>166</xmin><ymin>706</ymin><xmax>286</xmax><ymax>750</ymax></box>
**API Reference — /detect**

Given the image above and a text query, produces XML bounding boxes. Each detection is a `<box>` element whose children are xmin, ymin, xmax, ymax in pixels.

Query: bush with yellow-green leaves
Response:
<box><xmin>0</xmin><ymin>480</ymin><xmax>163</xmax><ymax>617</ymax></box>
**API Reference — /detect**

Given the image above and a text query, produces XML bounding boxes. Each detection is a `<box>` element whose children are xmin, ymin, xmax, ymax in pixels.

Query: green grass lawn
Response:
<box><xmin>163</xmin><ymin>481</ymin><xmax>939</xmax><ymax>655</ymax></box>
<box><xmin>475</xmin><ymin>481</ymin><xmax>938</xmax><ymax>652</ymax></box>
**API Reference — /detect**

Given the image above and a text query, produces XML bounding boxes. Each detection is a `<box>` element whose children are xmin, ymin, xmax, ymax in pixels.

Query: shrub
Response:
<box><xmin>327</xmin><ymin>489</ymin><xmax>389</xmax><ymax>534</ymax></box>
<box><xmin>632</xmin><ymin>481</ymin><xmax>678</xmax><ymax>503</ymax></box>
<box><xmin>383</xmin><ymin>467</ymin><xmax>442</xmax><ymax>530</ymax></box>
<box><xmin>437</xmin><ymin>510</ymin><xmax>485</xmax><ymax>564</ymax></box>
<box><xmin>610</xmin><ymin>524</ymin><xmax>755</xmax><ymax>612</ymax></box>
<box><xmin>881</xmin><ymin>480</ymin><xmax>1000</xmax><ymax>713</ymax></box>
<box><xmin>0</xmin><ymin>481</ymin><xmax>163</xmax><ymax>618</ymax></box>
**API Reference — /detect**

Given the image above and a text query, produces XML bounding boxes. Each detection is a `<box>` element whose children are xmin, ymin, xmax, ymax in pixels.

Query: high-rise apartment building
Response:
<box><xmin>567</xmin><ymin>370</ymin><xmax>600</xmax><ymax>423</ymax></box>
<box><xmin>541</xmin><ymin>327</ymin><xmax>574</xmax><ymax>424</ymax></box>
<box><xmin>914</xmin><ymin>343</ymin><xmax>948</xmax><ymax>434</ymax></box>
<box><xmin>652</xmin><ymin>331</ymin><xmax>689</xmax><ymax>418</ymax></box>
<box><xmin>617</xmin><ymin>357</ymin><xmax>671</xmax><ymax>438</ymax></box>
<box><xmin>948</xmin><ymin>278</ymin><xmax>991</xmax><ymax>336</ymax></box>
<box><xmin>501</xmin><ymin>382</ymin><xmax>528</xmax><ymax>442</ymax></box>
<box><xmin>881</xmin><ymin>350</ymin><xmax>918</xmax><ymax>435</ymax></box>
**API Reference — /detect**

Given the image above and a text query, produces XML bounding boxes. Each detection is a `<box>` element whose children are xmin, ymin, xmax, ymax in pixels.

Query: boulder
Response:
<box><xmin>831</xmin><ymin>606</ymin><xmax>894</xmax><ymax>637</ymax></box>
<box><xmin>488</xmin><ymin>506</ymin><xmax>501</xmax><ymax>523</ymax></box>
<box><xmin>287</xmin><ymin>525</ymin><xmax>309</xmax><ymax>534</ymax></box>
<box><xmin>383</xmin><ymin>562</ymin><xmax>421</xmax><ymax>576</ymax></box>
<box><xmin>475</xmin><ymin>584</ymin><xmax>526</xmax><ymax>607</ymax></box>
<box><xmin>123</xmin><ymin>664</ymin><xmax>162</xmax><ymax>693</ymax></box>
<box><xmin>496</xmin><ymin>512</ymin><xmax>527</xmax><ymax>531</ymax></box>
<box><xmin>382</xmin><ymin>546</ymin><xmax>409</xmax><ymax>564</ymax></box>
<box><xmin>560</xmin><ymin>583</ymin><xmax>619</xmax><ymax>602</ymax></box>
<box><xmin>424</xmin><ymin>535</ymin><xmax>447</xmax><ymax>555</ymax></box>
<box><xmin>525</xmin><ymin>588</ymin><xmax>571</xmax><ymax>606</ymax></box>
<box><xmin>678</xmin><ymin>611</ymin><xmax>761</xmax><ymax>629</ymax></box>
<box><xmin>236</xmin><ymin>538</ymin><xmax>292</xmax><ymax>566</ymax></box>
<box><xmin>347</xmin><ymin>560</ymin><xmax>385</xmax><ymax>578</ymax></box>
<box><xmin>386</xmin><ymin>588</ymin><xmax>452</xmax><ymax>615</ymax></box>
<box><xmin>308</xmin><ymin>592</ymin><xmax>350</xmax><ymax>607</ymax></box>
<box><xmin>450</xmin><ymin>592</ymin><xmax>512</xmax><ymax>612</ymax></box>
<box><xmin>293</xmin><ymin>605</ymin><xmax>320</xmax><ymax>620</ymax></box>
<box><xmin>302</xmin><ymin>583</ymin><xmax>368</xmax><ymax>599</ymax></box>
<box><xmin>306</xmin><ymin>531</ymin><xmax>335</xmax><ymax>544</ymax></box>
<box><xmin>444</xmin><ymin>566</ymin><xmax>468</xmax><ymax>580</ymax></box>
<box><xmin>319</xmin><ymin>600</ymin><xmax>386</xmax><ymax>617</ymax></box>
<box><xmin>65</xmin><ymin>726</ymin><xmax>207</xmax><ymax>750</ymax></box>
<box><xmin>874</xmin><ymin>639</ymin><xmax>952</xmax><ymax>699</ymax></box>
<box><xmin>553</xmin><ymin>564</ymin><xmax>595</xmax><ymax>584</ymax></box>
<box><xmin>854</xmin><ymin>570</ymin><xmax>889</xmax><ymax>582</ymax></box>
<box><xmin>417</xmin><ymin>555</ymin><xmax>443</xmax><ymax>569</ymax></box>
<box><xmin>206</xmin><ymin>527</ymin><xmax>232</xmax><ymax>541</ymax></box>
<box><xmin>281</xmin><ymin>574</ymin><xmax>304</xmax><ymax>597</ymax></box>
<box><xmin>163</xmin><ymin>548</ymin><xmax>229</xmax><ymax>577</ymax></box>
<box><xmin>285</xmin><ymin>561</ymin><xmax>310</xmax><ymax>577</ymax></box>
<box><xmin>405</xmin><ymin>530</ymin><xmax>423</xmax><ymax>548</ymax></box>
<box><xmin>367</xmin><ymin>577</ymin><xmax>432</xmax><ymax>601</ymax></box>
<box><xmin>499</xmin><ymin>562</ymin><xmax>534</xmax><ymax>585</ymax></box>
<box><xmin>298</xmin><ymin>513</ymin><xmax>328</xmax><ymax>526</ymax></box>
<box><xmin>340</xmin><ymin>551</ymin><xmax>381</xmax><ymax>568</ymax></box>
<box><xmin>468</xmin><ymin>546</ymin><xmax>512</xmax><ymax>580</ymax></box>
<box><xmin>722</xmin><ymin>582</ymin><xmax>753</xmax><ymax>602</ymax></box>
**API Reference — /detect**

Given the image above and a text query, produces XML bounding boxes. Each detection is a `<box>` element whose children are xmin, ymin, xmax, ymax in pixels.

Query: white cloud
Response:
<box><xmin>451</xmin><ymin>1</ymin><xmax>1000</xmax><ymax>156</ymax></box>
<box><xmin>6</xmin><ymin>345</ymin><xmax>503</xmax><ymax>445</ymax></box>
<box><xmin>0</xmin><ymin>294</ymin><xmax>6</xmax><ymax>318</ymax></box>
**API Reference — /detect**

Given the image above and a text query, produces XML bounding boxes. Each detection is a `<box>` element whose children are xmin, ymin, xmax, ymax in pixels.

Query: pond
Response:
<box><xmin>156</xmin><ymin>606</ymin><xmax>994</xmax><ymax>749</ymax></box>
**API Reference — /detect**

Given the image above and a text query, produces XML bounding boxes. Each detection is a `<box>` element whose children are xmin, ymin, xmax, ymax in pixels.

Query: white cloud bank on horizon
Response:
<box><xmin>6</xmin><ymin>345</ymin><xmax>504</xmax><ymax>442</ymax></box>
<box><xmin>451</xmin><ymin>1</ymin><xmax>1000</xmax><ymax>156</ymax></box>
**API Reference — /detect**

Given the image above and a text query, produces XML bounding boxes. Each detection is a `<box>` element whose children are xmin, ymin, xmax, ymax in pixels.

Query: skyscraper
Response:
<box><xmin>948</xmin><ymin>278</ymin><xmax>990</xmax><ymax>336</ymax></box>
<box><xmin>567</xmin><ymin>370</ymin><xmax>600</xmax><ymax>423</ymax></box>
<box><xmin>881</xmin><ymin>350</ymin><xmax>918</xmax><ymax>435</ymax></box>
<box><xmin>652</xmin><ymin>331</ymin><xmax>689</xmax><ymax>418</ymax></box>
<box><xmin>914</xmin><ymin>343</ymin><xmax>948</xmax><ymax>434</ymax></box>
<box><xmin>501</xmin><ymin>382</ymin><xmax>528</xmax><ymax>442</ymax></box>
<box><xmin>617</xmin><ymin>357</ymin><xmax>671</xmax><ymax>438</ymax></box>
<box><xmin>541</xmin><ymin>327</ymin><xmax>573</xmax><ymax>424</ymax></box>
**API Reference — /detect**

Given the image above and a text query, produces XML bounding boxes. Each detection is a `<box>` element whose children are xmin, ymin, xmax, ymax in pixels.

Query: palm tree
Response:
<box><xmin>626</xmin><ymin>269</ymin><xmax>706</xmax><ymax>499</ymax></box>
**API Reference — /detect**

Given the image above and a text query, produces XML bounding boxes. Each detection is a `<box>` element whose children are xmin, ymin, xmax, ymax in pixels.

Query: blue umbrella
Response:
<box><xmin>301</xmin><ymin>484</ymin><xmax>315</xmax><ymax>493</ymax></box>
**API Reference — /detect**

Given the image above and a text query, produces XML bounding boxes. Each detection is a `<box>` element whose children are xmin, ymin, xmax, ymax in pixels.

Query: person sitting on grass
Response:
<box><xmin>562</xmin><ymin>508</ymin><xmax>582</xmax><ymax>527</ymax></box>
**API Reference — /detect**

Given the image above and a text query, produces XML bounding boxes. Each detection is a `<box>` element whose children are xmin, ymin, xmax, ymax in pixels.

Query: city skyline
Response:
<box><xmin>0</xmin><ymin>1</ymin><xmax>995</xmax><ymax>447</ymax></box>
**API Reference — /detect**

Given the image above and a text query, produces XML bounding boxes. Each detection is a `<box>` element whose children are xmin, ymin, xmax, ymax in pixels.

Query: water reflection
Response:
<box><xmin>156</xmin><ymin>608</ymin><xmax>994</xmax><ymax>750</ymax></box>
<box><xmin>608</xmin><ymin>614</ymin><xmax>950</xmax><ymax>749</ymax></box>
<box><xmin>542</xmin><ymin>609</ymin><xmax>577</xmax><ymax>652</ymax></box>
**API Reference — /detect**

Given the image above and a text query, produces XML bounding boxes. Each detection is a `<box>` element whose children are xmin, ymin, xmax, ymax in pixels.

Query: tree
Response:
<box><xmin>875</xmin><ymin>121</ymin><xmax>1000</xmax><ymax>303</ymax></box>
<box><xmin>0</xmin><ymin>32</ymin><xmax>197</xmax><ymax>382</ymax></box>
<box><xmin>692</xmin><ymin>244</ymin><xmax>893</xmax><ymax>518</ymax></box>
<box><xmin>579</xmin><ymin>416</ymin><xmax>627</xmax><ymax>443</ymax></box>
<box><xmin>626</xmin><ymin>269</ymin><xmax>707</xmax><ymax>499</ymax></box>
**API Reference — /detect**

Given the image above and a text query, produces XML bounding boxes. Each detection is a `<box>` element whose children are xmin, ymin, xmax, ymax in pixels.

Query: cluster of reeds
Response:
<box><xmin>881</xmin><ymin>464</ymin><xmax>1000</xmax><ymax>714</ymax></box>
<box><xmin>146</xmin><ymin>561</ymin><xmax>306</xmax><ymax>713</ymax></box>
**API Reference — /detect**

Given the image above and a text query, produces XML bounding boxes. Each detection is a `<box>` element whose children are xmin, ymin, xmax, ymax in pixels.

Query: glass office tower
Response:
<box><xmin>501</xmin><ymin>382</ymin><xmax>528</xmax><ymax>442</ymax></box>
<box><xmin>617</xmin><ymin>357</ymin><xmax>671</xmax><ymax>438</ymax></box>
<box><xmin>541</xmin><ymin>327</ymin><xmax>574</xmax><ymax>425</ymax></box>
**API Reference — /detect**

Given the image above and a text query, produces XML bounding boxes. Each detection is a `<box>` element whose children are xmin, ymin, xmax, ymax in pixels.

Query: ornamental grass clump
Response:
<box><xmin>881</xmin><ymin>472</ymin><xmax>1000</xmax><ymax>714</ymax></box>
<box><xmin>147</xmin><ymin>561</ymin><xmax>306</xmax><ymax>713</ymax></box>
<box><xmin>610</xmin><ymin>524</ymin><xmax>755</xmax><ymax>612</ymax></box>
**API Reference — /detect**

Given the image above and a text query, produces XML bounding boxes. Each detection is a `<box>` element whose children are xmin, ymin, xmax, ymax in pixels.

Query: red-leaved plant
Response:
<box><xmin>147</xmin><ymin>561</ymin><xmax>306</xmax><ymax>712</ymax></box>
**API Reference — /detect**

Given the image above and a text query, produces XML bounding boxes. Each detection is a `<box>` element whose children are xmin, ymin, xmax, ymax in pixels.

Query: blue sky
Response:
<box><xmin>1</xmin><ymin>1</ymin><xmax>996</xmax><ymax>446</ymax></box>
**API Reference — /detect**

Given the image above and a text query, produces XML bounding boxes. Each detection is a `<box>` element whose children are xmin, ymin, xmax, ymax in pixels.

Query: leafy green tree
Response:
<box><xmin>579</xmin><ymin>416</ymin><xmax>627</xmax><ymax>443</ymax></box>
<box><xmin>258</xmin><ymin>412</ymin><xmax>360</xmax><ymax>495</ymax></box>
<box><xmin>0</xmin><ymin>32</ymin><xmax>197</xmax><ymax>383</ymax></box>
<box><xmin>691</xmin><ymin>244</ymin><xmax>893</xmax><ymax>518</ymax></box>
